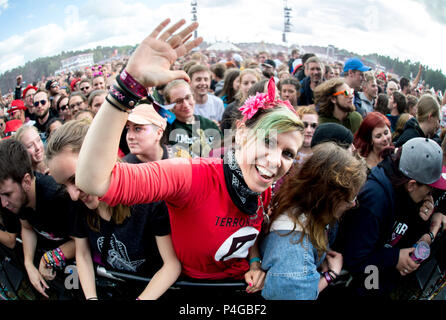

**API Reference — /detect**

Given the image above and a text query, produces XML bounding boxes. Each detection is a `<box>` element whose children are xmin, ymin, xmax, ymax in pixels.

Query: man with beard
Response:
<box><xmin>188</xmin><ymin>65</ymin><xmax>225</xmax><ymax>123</ymax></box>
<box><xmin>315</xmin><ymin>78</ymin><xmax>363</xmax><ymax>134</ymax></box>
<box><xmin>22</xmin><ymin>84</ymin><xmax>38</xmax><ymax>121</ymax></box>
<box><xmin>0</xmin><ymin>139</ymin><xmax>75</xmax><ymax>298</ymax></box>
<box><xmin>298</xmin><ymin>56</ymin><xmax>324</xmax><ymax>107</ymax></box>
<box><xmin>343</xmin><ymin>57</ymin><xmax>371</xmax><ymax>118</ymax></box>
<box><xmin>33</xmin><ymin>90</ymin><xmax>57</xmax><ymax>139</ymax></box>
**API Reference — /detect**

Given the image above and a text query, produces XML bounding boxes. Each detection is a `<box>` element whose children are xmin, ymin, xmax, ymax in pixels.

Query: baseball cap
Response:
<box><xmin>399</xmin><ymin>137</ymin><xmax>442</xmax><ymax>184</ymax></box>
<box><xmin>262</xmin><ymin>59</ymin><xmax>276</xmax><ymax>69</ymax></box>
<box><xmin>45</xmin><ymin>79</ymin><xmax>58</xmax><ymax>90</ymax></box>
<box><xmin>8</xmin><ymin>100</ymin><xmax>27</xmax><ymax>114</ymax></box>
<box><xmin>343</xmin><ymin>57</ymin><xmax>371</xmax><ymax>73</ymax></box>
<box><xmin>22</xmin><ymin>84</ymin><xmax>38</xmax><ymax>98</ymax></box>
<box><xmin>128</xmin><ymin>104</ymin><xmax>167</xmax><ymax>130</ymax></box>
<box><xmin>311</xmin><ymin>122</ymin><xmax>353</xmax><ymax>149</ymax></box>
<box><xmin>2</xmin><ymin>119</ymin><xmax>23</xmax><ymax>140</ymax></box>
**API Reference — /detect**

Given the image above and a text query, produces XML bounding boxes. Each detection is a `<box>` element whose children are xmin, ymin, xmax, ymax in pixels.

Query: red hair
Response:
<box><xmin>354</xmin><ymin>112</ymin><xmax>391</xmax><ymax>157</ymax></box>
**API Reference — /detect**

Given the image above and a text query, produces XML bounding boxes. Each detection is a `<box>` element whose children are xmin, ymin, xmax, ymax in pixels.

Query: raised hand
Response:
<box><xmin>125</xmin><ymin>18</ymin><xmax>203</xmax><ymax>89</ymax></box>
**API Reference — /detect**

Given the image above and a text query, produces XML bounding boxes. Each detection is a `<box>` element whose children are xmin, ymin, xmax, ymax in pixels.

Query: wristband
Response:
<box><xmin>119</xmin><ymin>69</ymin><xmax>148</xmax><ymax>99</ymax></box>
<box><xmin>323</xmin><ymin>271</ymin><xmax>333</xmax><ymax>284</ymax></box>
<box><xmin>249</xmin><ymin>257</ymin><xmax>261</xmax><ymax>265</ymax></box>
<box><xmin>328</xmin><ymin>269</ymin><xmax>338</xmax><ymax>281</ymax></box>
<box><xmin>428</xmin><ymin>231</ymin><xmax>435</xmax><ymax>243</ymax></box>
<box><xmin>106</xmin><ymin>95</ymin><xmax>131</xmax><ymax>113</ymax></box>
<box><xmin>109</xmin><ymin>84</ymin><xmax>138</xmax><ymax>111</ymax></box>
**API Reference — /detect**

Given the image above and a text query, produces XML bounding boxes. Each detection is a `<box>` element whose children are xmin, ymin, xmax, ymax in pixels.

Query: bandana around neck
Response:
<box><xmin>223</xmin><ymin>148</ymin><xmax>261</xmax><ymax>216</ymax></box>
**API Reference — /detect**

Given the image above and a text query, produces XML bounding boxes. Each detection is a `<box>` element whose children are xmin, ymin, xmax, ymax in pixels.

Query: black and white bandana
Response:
<box><xmin>223</xmin><ymin>148</ymin><xmax>261</xmax><ymax>216</ymax></box>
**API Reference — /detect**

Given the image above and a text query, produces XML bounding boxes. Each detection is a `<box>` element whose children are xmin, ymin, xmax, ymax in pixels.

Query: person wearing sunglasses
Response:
<box><xmin>343</xmin><ymin>57</ymin><xmax>372</xmax><ymax>118</ymax></box>
<box><xmin>68</xmin><ymin>92</ymin><xmax>88</xmax><ymax>116</ymax></box>
<box><xmin>315</xmin><ymin>78</ymin><xmax>363</xmax><ymax>134</ymax></box>
<box><xmin>33</xmin><ymin>90</ymin><xmax>57</xmax><ymax>136</ymax></box>
<box><xmin>261</xmin><ymin>142</ymin><xmax>367</xmax><ymax>300</ymax></box>
<box><xmin>56</xmin><ymin>95</ymin><xmax>72</xmax><ymax>122</ymax></box>
<box><xmin>295</xmin><ymin>106</ymin><xmax>318</xmax><ymax>167</ymax></box>
<box><xmin>79</xmin><ymin>79</ymin><xmax>93</xmax><ymax>98</ymax></box>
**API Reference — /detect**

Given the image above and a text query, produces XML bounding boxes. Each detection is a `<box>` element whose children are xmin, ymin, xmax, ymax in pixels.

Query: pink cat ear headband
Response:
<box><xmin>239</xmin><ymin>77</ymin><xmax>296</xmax><ymax>122</ymax></box>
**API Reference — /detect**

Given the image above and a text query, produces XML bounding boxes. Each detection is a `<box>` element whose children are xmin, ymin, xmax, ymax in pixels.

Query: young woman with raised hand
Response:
<box><xmin>75</xmin><ymin>18</ymin><xmax>304</xmax><ymax>293</ymax></box>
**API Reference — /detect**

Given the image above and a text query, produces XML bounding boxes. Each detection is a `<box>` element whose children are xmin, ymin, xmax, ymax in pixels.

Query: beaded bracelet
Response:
<box><xmin>42</xmin><ymin>248</ymin><xmax>66</xmax><ymax>270</ymax></box>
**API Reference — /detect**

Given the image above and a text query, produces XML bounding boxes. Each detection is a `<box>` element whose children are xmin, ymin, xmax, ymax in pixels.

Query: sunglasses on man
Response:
<box><xmin>333</xmin><ymin>88</ymin><xmax>354</xmax><ymax>97</ymax></box>
<box><xmin>34</xmin><ymin>100</ymin><xmax>47</xmax><ymax>107</ymax></box>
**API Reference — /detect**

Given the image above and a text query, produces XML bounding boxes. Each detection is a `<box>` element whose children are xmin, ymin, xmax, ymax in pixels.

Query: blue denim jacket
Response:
<box><xmin>260</xmin><ymin>214</ymin><xmax>329</xmax><ymax>300</ymax></box>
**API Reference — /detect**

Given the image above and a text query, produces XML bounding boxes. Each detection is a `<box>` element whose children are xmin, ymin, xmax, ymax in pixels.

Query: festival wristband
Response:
<box><xmin>249</xmin><ymin>257</ymin><xmax>261</xmax><ymax>265</ymax></box>
<box><xmin>109</xmin><ymin>84</ymin><xmax>139</xmax><ymax>110</ymax></box>
<box><xmin>106</xmin><ymin>93</ymin><xmax>131</xmax><ymax>113</ymax></box>
<box><xmin>323</xmin><ymin>271</ymin><xmax>333</xmax><ymax>284</ymax></box>
<box><xmin>428</xmin><ymin>231</ymin><xmax>435</xmax><ymax>243</ymax></box>
<box><xmin>119</xmin><ymin>69</ymin><xmax>148</xmax><ymax>99</ymax></box>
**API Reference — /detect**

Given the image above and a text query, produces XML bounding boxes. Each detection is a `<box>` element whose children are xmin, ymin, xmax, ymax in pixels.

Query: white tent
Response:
<box><xmin>206</xmin><ymin>42</ymin><xmax>241</xmax><ymax>52</ymax></box>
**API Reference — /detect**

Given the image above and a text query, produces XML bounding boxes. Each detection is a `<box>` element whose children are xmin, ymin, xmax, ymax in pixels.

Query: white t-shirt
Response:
<box><xmin>194</xmin><ymin>94</ymin><xmax>225</xmax><ymax>122</ymax></box>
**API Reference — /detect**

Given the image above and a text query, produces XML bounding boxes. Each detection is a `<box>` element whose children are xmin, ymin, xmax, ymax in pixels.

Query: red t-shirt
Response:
<box><xmin>100</xmin><ymin>157</ymin><xmax>271</xmax><ymax>280</ymax></box>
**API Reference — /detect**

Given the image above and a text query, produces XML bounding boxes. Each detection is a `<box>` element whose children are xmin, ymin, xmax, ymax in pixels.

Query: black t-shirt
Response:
<box><xmin>165</xmin><ymin>115</ymin><xmax>222</xmax><ymax>158</ymax></box>
<box><xmin>121</xmin><ymin>145</ymin><xmax>170</xmax><ymax>164</ymax></box>
<box><xmin>386</xmin><ymin>187</ymin><xmax>429</xmax><ymax>249</ymax></box>
<box><xmin>17</xmin><ymin>172</ymin><xmax>73</xmax><ymax>249</ymax></box>
<box><xmin>70</xmin><ymin>201</ymin><xmax>171</xmax><ymax>277</ymax></box>
<box><xmin>0</xmin><ymin>207</ymin><xmax>21</xmax><ymax>234</ymax></box>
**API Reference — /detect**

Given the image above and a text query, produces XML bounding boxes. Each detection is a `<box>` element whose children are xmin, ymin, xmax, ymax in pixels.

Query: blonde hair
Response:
<box><xmin>417</xmin><ymin>94</ymin><xmax>440</xmax><ymax>123</ymax></box>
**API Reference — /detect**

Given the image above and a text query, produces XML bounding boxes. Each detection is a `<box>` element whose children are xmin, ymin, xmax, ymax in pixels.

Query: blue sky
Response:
<box><xmin>1</xmin><ymin>0</ymin><xmax>446</xmax><ymax>80</ymax></box>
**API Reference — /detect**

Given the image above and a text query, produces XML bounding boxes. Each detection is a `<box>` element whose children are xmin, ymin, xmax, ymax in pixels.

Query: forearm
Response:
<box><xmin>76</xmin><ymin>96</ymin><xmax>128</xmax><ymax>197</ymax></box>
<box><xmin>0</xmin><ymin>230</ymin><xmax>16</xmax><ymax>249</ymax></box>
<box><xmin>21</xmin><ymin>226</ymin><xmax>38</xmax><ymax>270</ymax></box>
<box><xmin>59</xmin><ymin>239</ymin><xmax>76</xmax><ymax>260</ymax></box>
<box><xmin>411</xmin><ymin>66</ymin><xmax>422</xmax><ymax>89</ymax></box>
<box><xmin>75</xmin><ymin>239</ymin><xmax>97</xmax><ymax>299</ymax></box>
<box><xmin>138</xmin><ymin>260</ymin><xmax>181</xmax><ymax>300</ymax></box>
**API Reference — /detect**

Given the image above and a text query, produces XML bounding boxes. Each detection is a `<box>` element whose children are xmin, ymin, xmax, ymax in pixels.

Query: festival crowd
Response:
<box><xmin>0</xmin><ymin>18</ymin><xmax>445</xmax><ymax>301</ymax></box>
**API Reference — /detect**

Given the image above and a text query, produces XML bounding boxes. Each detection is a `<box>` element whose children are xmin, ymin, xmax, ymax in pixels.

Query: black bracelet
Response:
<box><xmin>109</xmin><ymin>84</ymin><xmax>139</xmax><ymax>110</ymax></box>
<box><xmin>428</xmin><ymin>231</ymin><xmax>435</xmax><ymax>243</ymax></box>
<box><xmin>105</xmin><ymin>95</ymin><xmax>131</xmax><ymax>113</ymax></box>
<box><xmin>328</xmin><ymin>269</ymin><xmax>339</xmax><ymax>280</ymax></box>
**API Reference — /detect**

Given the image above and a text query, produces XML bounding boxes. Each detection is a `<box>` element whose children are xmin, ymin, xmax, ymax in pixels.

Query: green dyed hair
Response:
<box><xmin>245</xmin><ymin>104</ymin><xmax>304</xmax><ymax>141</ymax></box>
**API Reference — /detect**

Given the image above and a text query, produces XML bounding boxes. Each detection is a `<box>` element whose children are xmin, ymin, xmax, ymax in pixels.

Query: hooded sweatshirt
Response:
<box><xmin>394</xmin><ymin>117</ymin><xmax>425</xmax><ymax>148</ymax></box>
<box><xmin>335</xmin><ymin>156</ymin><xmax>429</xmax><ymax>296</ymax></box>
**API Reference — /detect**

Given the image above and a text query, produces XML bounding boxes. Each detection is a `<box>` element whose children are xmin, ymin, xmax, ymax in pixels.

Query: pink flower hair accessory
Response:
<box><xmin>239</xmin><ymin>77</ymin><xmax>296</xmax><ymax>122</ymax></box>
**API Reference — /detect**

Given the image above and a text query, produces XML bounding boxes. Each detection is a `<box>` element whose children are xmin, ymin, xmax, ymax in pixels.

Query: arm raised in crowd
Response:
<box><xmin>76</xmin><ymin>18</ymin><xmax>202</xmax><ymax>197</ymax></box>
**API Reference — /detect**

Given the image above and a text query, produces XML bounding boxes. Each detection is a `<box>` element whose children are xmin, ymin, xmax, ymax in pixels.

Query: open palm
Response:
<box><xmin>125</xmin><ymin>19</ymin><xmax>203</xmax><ymax>88</ymax></box>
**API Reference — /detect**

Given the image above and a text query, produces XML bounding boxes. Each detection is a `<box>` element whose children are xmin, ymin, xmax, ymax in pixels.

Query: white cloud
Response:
<box><xmin>0</xmin><ymin>0</ymin><xmax>8</xmax><ymax>15</ymax></box>
<box><xmin>0</xmin><ymin>0</ymin><xmax>446</xmax><ymax>76</ymax></box>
